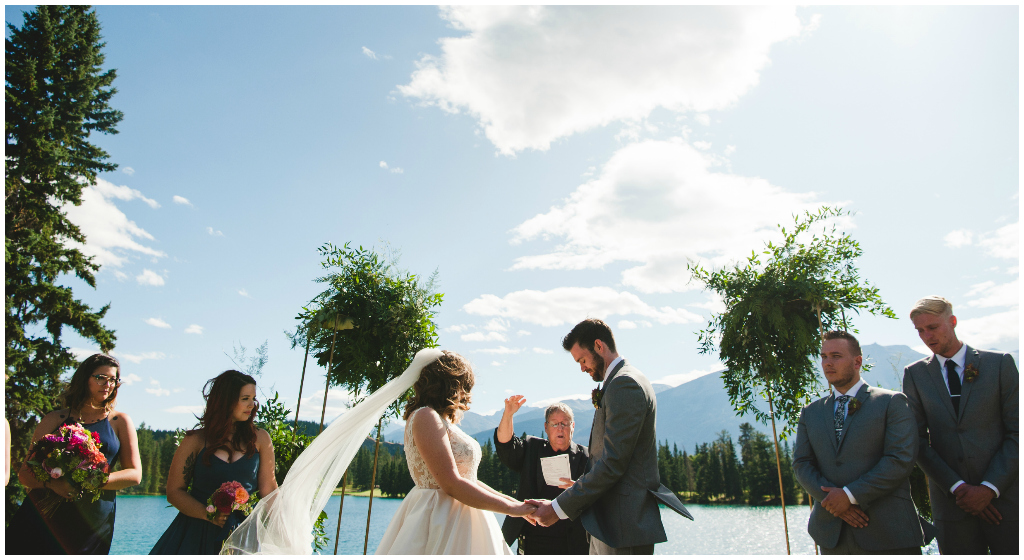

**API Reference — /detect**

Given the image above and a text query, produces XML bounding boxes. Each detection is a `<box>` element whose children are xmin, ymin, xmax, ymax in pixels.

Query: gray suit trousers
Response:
<box><xmin>820</xmin><ymin>525</ymin><xmax>921</xmax><ymax>555</ymax></box>
<box><xmin>589</xmin><ymin>535</ymin><xmax>654</xmax><ymax>555</ymax></box>
<box><xmin>935</xmin><ymin>517</ymin><xmax>1019</xmax><ymax>555</ymax></box>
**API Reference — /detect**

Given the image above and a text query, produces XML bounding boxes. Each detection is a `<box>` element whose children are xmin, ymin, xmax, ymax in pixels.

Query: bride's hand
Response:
<box><xmin>508</xmin><ymin>501</ymin><xmax>538</xmax><ymax>518</ymax></box>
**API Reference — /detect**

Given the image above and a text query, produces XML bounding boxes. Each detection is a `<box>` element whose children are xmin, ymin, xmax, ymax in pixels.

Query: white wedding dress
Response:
<box><xmin>375</xmin><ymin>407</ymin><xmax>512</xmax><ymax>555</ymax></box>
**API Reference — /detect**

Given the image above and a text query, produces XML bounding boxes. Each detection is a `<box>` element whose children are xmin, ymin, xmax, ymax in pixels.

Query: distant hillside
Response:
<box><xmin>387</xmin><ymin>343</ymin><xmax>1017</xmax><ymax>452</ymax></box>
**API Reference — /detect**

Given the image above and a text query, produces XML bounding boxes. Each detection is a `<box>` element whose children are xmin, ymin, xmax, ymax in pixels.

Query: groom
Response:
<box><xmin>527</xmin><ymin>319</ymin><xmax>687</xmax><ymax>554</ymax></box>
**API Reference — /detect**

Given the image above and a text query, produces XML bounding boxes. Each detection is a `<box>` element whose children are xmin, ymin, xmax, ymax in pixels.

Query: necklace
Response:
<box><xmin>73</xmin><ymin>405</ymin><xmax>108</xmax><ymax>425</ymax></box>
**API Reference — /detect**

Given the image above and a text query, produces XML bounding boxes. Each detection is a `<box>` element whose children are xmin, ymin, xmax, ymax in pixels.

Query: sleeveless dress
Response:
<box><xmin>375</xmin><ymin>408</ymin><xmax>512</xmax><ymax>555</ymax></box>
<box><xmin>6</xmin><ymin>416</ymin><xmax>120</xmax><ymax>555</ymax></box>
<box><xmin>149</xmin><ymin>447</ymin><xmax>260</xmax><ymax>555</ymax></box>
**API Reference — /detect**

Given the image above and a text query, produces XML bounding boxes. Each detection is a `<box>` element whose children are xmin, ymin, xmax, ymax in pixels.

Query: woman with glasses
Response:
<box><xmin>494</xmin><ymin>399</ymin><xmax>590</xmax><ymax>554</ymax></box>
<box><xmin>7</xmin><ymin>353</ymin><xmax>143</xmax><ymax>554</ymax></box>
<box><xmin>149</xmin><ymin>370</ymin><xmax>277</xmax><ymax>555</ymax></box>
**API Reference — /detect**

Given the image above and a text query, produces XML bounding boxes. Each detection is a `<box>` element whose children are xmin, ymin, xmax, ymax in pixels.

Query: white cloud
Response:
<box><xmin>166</xmin><ymin>405</ymin><xmax>204</xmax><ymax>415</ymax></box>
<box><xmin>943</xmin><ymin>229</ymin><xmax>973</xmax><ymax>248</ymax></box>
<box><xmin>69</xmin><ymin>347</ymin><xmax>98</xmax><ymax>360</ymax></box>
<box><xmin>114</xmin><ymin>351</ymin><xmax>167</xmax><ymax>364</ymax></box>
<box><xmin>184</xmin><ymin>324</ymin><xmax>204</xmax><ymax>335</ymax></box>
<box><xmin>119</xmin><ymin>373</ymin><xmax>142</xmax><ymax>386</ymax></box>
<box><xmin>509</xmin><ymin>139</ymin><xmax>838</xmax><ymax>293</ymax></box>
<box><xmin>145</xmin><ymin>379</ymin><xmax>170</xmax><ymax>397</ymax></box>
<box><xmin>957</xmin><ymin>309</ymin><xmax>1019</xmax><ymax>351</ymax></box>
<box><xmin>379</xmin><ymin>161</ymin><xmax>404</xmax><ymax>174</ymax></box>
<box><xmin>136</xmin><ymin>269</ymin><xmax>165</xmax><ymax>286</ymax></box>
<box><xmin>207</xmin><ymin>226</ymin><xmax>224</xmax><ymax>237</ymax></box>
<box><xmin>690</xmin><ymin>294</ymin><xmax>726</xmax><ymax>314</ymax></box>
<box><xmin>517</xmin><ymin>330</ymin><xmax>532</xmax><ymax>337</ymax></box>
<box><xmin>692</xmin><ymin>140</ymin><xmax>712</xmax><ymax>150</ymax></box>
<box><xmin>144</xmin><ymin>317</ymin><xmax>171</xmax><ymax>329</ymax></box>
<box><xmin>653</xmin><ymin>364</ymin><xmax>724</xmax><ymax>387</ymax></box>
<box><xmin>474</xmin><ymin>346</ymin><xmax>523</xmax><ymax>355</ymax></box>
<box><xmin>533</xmin><ymin>347</ymin><xmax>554</xmax><ymax>354</ymax></box>
<box><xmin>977</xmin><ymin>222</ymin><xmax>1019</xmax><ymax>260</ymax></box>
<box><xmin>62</xmin><ymin>178</ymin><xmax>166</xmax><ymax>268</ymax></box>
<box><xmin>464</xmin><ymin>286</ymin><xmax>705</xmax><ymax>327</ymax></box>
<box><xmin>238</xmin><ymin>289</ymin><xmax>251</xmax><ymax>298</ymax></box>
<box><xmin>532</xmin><ymin>393</ymin><xmax>592</xmax><ymax>408</ymax></box>
<box><xmin>461</xmin><ymin>331</ymin><xmax>507</xmax><ymax>342</ymax></box>
<box><xmin>296</xmin><ymin>388</ymin><xmax>354</xmax><ymax>422</ymax></box>
<box><xmin>724</xmin><ymin>145</ymin><xmax>736</xmax><ymax>156</ymax></box>
<box><xmin>400</xmin><ymin>6</ymin><xmax>805</xmax><ymax>154</ymax></box>
<box><xmin>172</xmin><ymin>195</ymin><xmax>192</xmax><ymax>206</ymax></box>
<box><xmin>113</xmin><ymin>271</ymin><xmax>128</xmax><ymax>281</ymax></box>
<box><xmin>490</xmin><ymin>361</ymin><xmax>503</xmax><ymax>367</ymax></box>
<box><xmin>444</xmin><ymin>324</ymin><xmax>475</xmax><ymax>333</ymax></box>
<box><xmin>618</xmin><ymin>320</ymin><xmax>638</xmax><ymax>329</ymax></box>
<box><xmin>122</xmin><ymin>167</ymin><xmax>135</xmax><ymax>176</ymax></box>
<box><xmin>694</xmin><ymin>113</ymin><xmax>711</xmax><ymax>126</ymax></box>
<box><xmin>362</xmin><ymin>46</ymin><xmax>379</xmax><ymax>60</ymax></box>
<box><xmin>483</xmin><ymin>318</ymin><xmax>510</xmax><ymax>332</ymax></box>
<box><xmin>965</xmin><ymin>279</ymin><xmax>1019</xmax><ymax>309</ymax></box>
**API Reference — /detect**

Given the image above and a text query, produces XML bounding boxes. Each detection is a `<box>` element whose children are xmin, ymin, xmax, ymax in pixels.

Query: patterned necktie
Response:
<box><xmin>946</xmin><ymin>359</ymin><xmax>961</xmax><ymax>416</ymax></box>
<box><xmin>834</xmin><ymin>395</ymin><xmax>850</xmax><ymax>445</ymax></box>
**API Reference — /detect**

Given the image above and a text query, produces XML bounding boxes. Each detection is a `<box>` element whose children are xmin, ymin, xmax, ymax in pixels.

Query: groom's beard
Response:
<box><xmin>589</xmin><ymin>351</ymin><xmax>606</xmax><ymax>382</ymax></box>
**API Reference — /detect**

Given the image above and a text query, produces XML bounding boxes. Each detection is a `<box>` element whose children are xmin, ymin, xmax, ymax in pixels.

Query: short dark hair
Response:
<box><xmin>562</xmin><ymin>318</ymin><xmax>616</xmax><ymax>354</ymax></box>
<box><xmin>823</xmin><ymin>330</ymin><xmax>861</xmax><ymax>357</ymax></box>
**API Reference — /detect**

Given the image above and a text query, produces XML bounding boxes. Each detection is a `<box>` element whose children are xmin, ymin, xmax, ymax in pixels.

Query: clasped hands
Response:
<box><xmin>820</xmin><ymin>486</ymin><xmax>869</xmax><ymax>528</ymax></box>
<box><xmin>520</xmin><ymin>499</ymin><xmax>560</xmax><ymax>527</ymax></box>
<box><xmin>953</xmin><ymin>484</ymin><xmax>1001</xmax><ymax>525</ymax></box>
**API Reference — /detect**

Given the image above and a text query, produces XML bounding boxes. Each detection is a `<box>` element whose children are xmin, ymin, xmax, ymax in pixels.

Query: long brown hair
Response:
<box><xmin>187</xmin><ymin>370</ymin><xmax>259</xmax><ymax>466</ymax></box>
<box><xmin>60</xmin><ymin>354</ymin><xmax>121</xmax><ymax>414</ymax></box>
<box><xmin>403</xmin><ymin>351</ymin><xmax>474</xmax><ymax>422</ymax></box>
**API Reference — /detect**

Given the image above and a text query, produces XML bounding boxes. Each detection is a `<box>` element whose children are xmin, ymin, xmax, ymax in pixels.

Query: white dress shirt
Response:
<box><xmin>934</xmin><ymin>343</ymin><xmax>1000</xmax><ymax>497</ymax></box>
<box><xmin>551</xmin><ymin>356</ymin><xmax>624</xmax><ymax>520</ymax></box>
<box><xmin>832</xmin><ymin>379</ymin><xmax>865</xmax><ymax>505</ymax></box>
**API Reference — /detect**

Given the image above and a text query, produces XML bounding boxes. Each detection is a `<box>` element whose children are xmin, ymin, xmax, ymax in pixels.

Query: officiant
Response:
<box><xmin>495</xmin><ymin>398</ymin><xmax>589</xmax><ymax>555</ymax></box>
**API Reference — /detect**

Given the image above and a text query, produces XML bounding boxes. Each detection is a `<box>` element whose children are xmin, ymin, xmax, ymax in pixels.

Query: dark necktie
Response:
<box><xmin>946</xmin><ymin>359</ymin><xmax>961</xmax><ymax>416</ymax></box>
<box><xmin>834</xmin><ymin>396</ymin><xmax>849</xmax><ymax>445</ymax></box>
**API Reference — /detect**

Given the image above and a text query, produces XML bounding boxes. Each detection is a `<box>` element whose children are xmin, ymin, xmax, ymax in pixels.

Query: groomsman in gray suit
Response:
<box><xmin>794</xmin><ymin>330</ymin><xmax>924</xmax><ymax>554</ymax></box>
<box><xmin>903</xmin><ymin>296</ymin><xmax>1018</xmax><ymax>554</ymax></box>
<box><xmin>526</xmin><ymin>318</ymin><xmax>690</xmax><ymax>554</ymax></box>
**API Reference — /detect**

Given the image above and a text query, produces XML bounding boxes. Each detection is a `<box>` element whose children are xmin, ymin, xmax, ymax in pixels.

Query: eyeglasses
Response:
<box><xmin>91</xmin><ymin>374</ymin><xmax>121</xmax><ymax>386</ymax></box>
<box><xmin>546</xmin><ymin>422</ymin><xmax>572</xmax><ymax>430</ymax></box>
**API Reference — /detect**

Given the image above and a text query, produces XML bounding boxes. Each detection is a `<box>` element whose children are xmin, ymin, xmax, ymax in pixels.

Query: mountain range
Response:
<box><xmin>382</xmin><ymin>344</ymin><xmax>1018</xmax><ymax>452</ymax></box>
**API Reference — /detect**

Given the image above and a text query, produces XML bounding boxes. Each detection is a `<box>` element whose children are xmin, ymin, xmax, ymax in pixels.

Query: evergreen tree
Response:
<box><xmin>717</xmin><ymin>431</ymin><xmax>743</xmax><ymax>503</ymax></box>
<box><xmin>707</xmin><ymin>442</ymin><xmax>724</xmax><ymax>499</ymax></box>
<box><xmin>680</xmin><ymin>449</ymin><xmax>694</xmax><ymax>494</ymax></box>
<box><xmin>5</xmin><ymin>4</ymin><xmax>122</xmax><ymax>520</ymax></box>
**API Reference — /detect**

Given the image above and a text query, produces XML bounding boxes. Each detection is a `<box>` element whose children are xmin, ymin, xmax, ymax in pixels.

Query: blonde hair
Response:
<box><xmin>910</xmin><ymin>296</ymin><xmax>953</xmax><ymax>320</ymax></box>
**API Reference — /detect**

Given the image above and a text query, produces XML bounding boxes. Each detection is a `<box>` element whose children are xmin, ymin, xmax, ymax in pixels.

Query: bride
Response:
<box><xmin>221</xmin><ymin>348</ymin><xmax>535</xmax><ymax>554</ymax></box>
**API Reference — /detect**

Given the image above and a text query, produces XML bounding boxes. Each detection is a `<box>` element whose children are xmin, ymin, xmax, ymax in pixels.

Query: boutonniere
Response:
<box><xmin>591</xmin><ymin>386</ymin><xmax>602</xmax><ymax>409</ymax></box>
<box><xmin>847</xmin><ymin>397</ymin><xmax>862</xmax><ymax>415</ymax></box>
<box><xmin>964</xmin><ymin>363</ymin><xmax>979</xmax><ymax>383</ymax></box>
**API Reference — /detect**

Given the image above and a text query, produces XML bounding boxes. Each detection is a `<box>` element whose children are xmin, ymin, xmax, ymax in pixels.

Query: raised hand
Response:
<box><xmin>503</xmin><ymin>395</ymin><xmax>526</xmax><ymax>417</ymax></box>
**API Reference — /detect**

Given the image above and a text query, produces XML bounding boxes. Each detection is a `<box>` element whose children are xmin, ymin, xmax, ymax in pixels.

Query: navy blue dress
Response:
<box><xmin>149</xmin><ymin>447</ymin><xmax>260</xmax><ymax>555</ymax></box>
<box><xmin>6</xmin><ymin>416</ymin><xmax>121</xmax><ymax>555</ymax></box>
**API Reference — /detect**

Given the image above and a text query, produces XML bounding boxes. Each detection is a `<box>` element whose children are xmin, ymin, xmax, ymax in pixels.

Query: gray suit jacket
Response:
<box><xmin>555</xmin><ymin>359</ymin><xmax>666</xmax><ymax>548</ymax></box>
<box><xmin>902</xmin><ymin>345</ymin><xmax>1019</xmax><ymax>521</ymax></box>
<box><xmin>793</xmin><ymin>384</ymin><xmax>924</xmax><ymax>550</ymax></box>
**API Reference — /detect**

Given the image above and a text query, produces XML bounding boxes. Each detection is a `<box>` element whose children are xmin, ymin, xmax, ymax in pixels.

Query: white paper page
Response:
<box><xmin>540</xmin><ymin>454</ymin><xmax>571</xmax><ymax>487</ymax></box>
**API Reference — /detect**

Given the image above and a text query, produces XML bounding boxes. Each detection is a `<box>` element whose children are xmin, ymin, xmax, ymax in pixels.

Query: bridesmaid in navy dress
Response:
<box><xmin>150</xmin><ymin>370</ymin><xmax>277</xmax><ymax>554</ymax></box>
<box><xmin>7</xmin><ymin>354</ymin><xmax>143</xmax><ymax>554</ymax></box>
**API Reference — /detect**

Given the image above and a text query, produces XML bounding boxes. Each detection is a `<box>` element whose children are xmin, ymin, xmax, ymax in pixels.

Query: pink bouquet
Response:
<box><xmin>27</xmin><ymin>423</ymin><xmax>110</xmax><ymax>515</ymax></box>
<box><xmin>205</xmin><ymin>481</ymin><xmax>258</xmax><ymax>521</ymax></box>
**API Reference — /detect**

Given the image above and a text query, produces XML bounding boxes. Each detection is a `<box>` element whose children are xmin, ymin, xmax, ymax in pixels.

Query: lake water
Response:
<box><xmin>111</xmin><ymin>495</ymin><xmax>937</xmax><ymax>555</ymax></box>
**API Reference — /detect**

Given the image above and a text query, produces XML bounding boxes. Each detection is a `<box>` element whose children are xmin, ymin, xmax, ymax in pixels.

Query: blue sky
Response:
<box><xmin>7</xmin><ymin>5</ymin><xmax>1018</xmax><ymax>431</ymax></box>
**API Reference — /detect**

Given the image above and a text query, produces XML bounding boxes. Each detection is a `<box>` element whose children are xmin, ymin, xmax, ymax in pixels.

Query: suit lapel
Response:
<box><xmin>836</xmin><ymin>384</ymin><xmax>870</xmax><ymax>452</ymax></box>
<box><xmin>822</xmin><ymin>393</ymin><xmax>838</xmax><ymax>452</ymax></box>
<box><xmin>957</xmin><ymin>345</ymin><xmax>980</xmax><ymax>422</ymax></box>
<box><xmin>925</xmin><ymin>355</ymin><xmax>958</xmax><ymax>422</ymax></box>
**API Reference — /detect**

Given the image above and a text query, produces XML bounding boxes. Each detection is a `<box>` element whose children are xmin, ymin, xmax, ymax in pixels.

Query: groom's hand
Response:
<box><xmin>526</xmin><ymin>499</ymin><xmax>559</xmax><ymax>527</ymax></box>
<box><xmin>820</xmin><ymin>486</ymin><xmax>853</xmax><ymax>517</ymax></box>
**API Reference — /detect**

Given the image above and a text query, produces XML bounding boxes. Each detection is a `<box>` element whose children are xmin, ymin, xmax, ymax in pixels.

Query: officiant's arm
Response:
<box><xmin>844</xmin><ymin>394</ymin><xmax>917</xmax><ymax>508</ymax></box>
<box><xmin>413</xmin><ymin>408</ymin><xmax>530</xmax><ymax>517</ymax></box>
<box><xmin>793</xmin><ymin>408</ymin><xmax>833</xmax><ymax>503</ymax></box>
<box><xmin>557</xmin><ymin>376</ymin><xmax>644</xmax><ymax>519</ymax></box>
<box><xmin>902</xmin><ymin>367</ymin><xmax>963</xmax><ymax>491</ymax></box>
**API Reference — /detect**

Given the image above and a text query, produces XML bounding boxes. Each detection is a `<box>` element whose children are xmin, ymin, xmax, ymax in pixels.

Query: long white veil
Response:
<box><xmin>221</xmin><ymin>348</ymin><xmax>444</xmax><ymax>555</ymax></box>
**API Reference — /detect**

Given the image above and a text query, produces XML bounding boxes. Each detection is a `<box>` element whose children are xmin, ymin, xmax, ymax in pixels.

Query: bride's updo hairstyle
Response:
<box><xmin>404</xmin><ymin>350</ymin><xmax>475</xmax><ymax>422</ymax></box>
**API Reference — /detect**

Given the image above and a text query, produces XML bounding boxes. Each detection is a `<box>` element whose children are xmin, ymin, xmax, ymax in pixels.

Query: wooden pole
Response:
<box><xmin>767</xmin><ymin>388</ymin><xmax>791</xmax><ymax>555</ymax></box>
<box><xmin>363</xmin><ymin>418</ymin><xmax>383</xmax><ymax>555</ymax></box>
<box><xmin>292</xmin><ymin>332</ymin><xmax>312</xmax><ymax>439</ymax></box>
<box><xmin>319</xmin><ymin>329</ymin><xmax>339</xmax><ymax>435</ymax></box>
<box><xmin>333</xmin><ymin>469</ymin><xmax>348</xmax><ymax>554</ymax></box>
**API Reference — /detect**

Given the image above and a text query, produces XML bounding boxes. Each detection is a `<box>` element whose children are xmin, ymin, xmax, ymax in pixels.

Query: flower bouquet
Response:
<box><xmin>26</xmin><ymin>423</ymin><xmax>110</xmax><ymax>516</ymax></box>
<box><xmin>206</xmin><ymin>481</ymin><xmax>258</xmax><ymax>522</ymax></box>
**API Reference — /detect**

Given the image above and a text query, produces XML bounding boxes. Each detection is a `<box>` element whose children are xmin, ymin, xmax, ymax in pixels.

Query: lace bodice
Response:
<box><xmin>404</xmin><ymin>407</ymin><xmax>481</xmax><ymax>489</ymax></box>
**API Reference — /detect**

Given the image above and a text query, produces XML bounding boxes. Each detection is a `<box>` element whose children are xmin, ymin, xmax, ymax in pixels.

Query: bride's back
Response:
<box><xmin>404</xmin><ymin>407</ymin><xmax>481</xmax><ymax>489</ymax></box>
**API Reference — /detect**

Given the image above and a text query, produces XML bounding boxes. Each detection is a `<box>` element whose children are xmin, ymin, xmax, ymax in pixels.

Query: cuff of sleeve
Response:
<box><xmin>981</xmin><ymin>481</ymin><xmax>1000</xmax><ymax>498</ymax></box>
<box><xmin>551</xmin><ymin>498</ymin><xmax>568</xmax><ymax>520</ymax></box>
<box><xmin>950</xmin><ymin>480</ymin><xmax>965</xmax><ymax>494</ymax></box>
<box><xmin>842</xmin><ymin>487</ymin><xmax>858</xmax><ymax>505</ymax></box>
